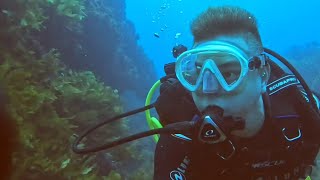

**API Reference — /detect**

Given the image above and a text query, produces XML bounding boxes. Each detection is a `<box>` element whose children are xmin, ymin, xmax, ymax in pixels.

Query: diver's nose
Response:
<box><xmin>202</xmin><ymin>70</ymin><xmax>220</xmax><ymax>94</ymax></box>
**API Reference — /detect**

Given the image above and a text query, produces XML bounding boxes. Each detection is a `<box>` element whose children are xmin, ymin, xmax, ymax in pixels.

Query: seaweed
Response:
<box><xmin>0</xmin><ymin>0</ymin><xmax>155</xmax><ymax>179</ymax></box>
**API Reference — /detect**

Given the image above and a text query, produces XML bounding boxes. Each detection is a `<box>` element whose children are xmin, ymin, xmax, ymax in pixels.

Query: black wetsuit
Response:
<box><xmin>153</xmin><ymin>74</ymin><xmax>320</xmax><ymax>180</ymax></box>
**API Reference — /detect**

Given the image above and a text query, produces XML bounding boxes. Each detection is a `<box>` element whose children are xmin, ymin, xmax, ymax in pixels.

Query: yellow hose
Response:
<box><xmin>145</xmin><ymin>80</ymin><xmax>163</xmax><ymax>143</ymax></box>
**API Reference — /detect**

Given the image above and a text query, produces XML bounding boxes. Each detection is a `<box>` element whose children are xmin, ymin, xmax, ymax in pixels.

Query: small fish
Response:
<box><xmin>175</xmin><ymin>33</ymin><xmax>182</xmax><ymax>39</ymax></box>
<box><xmin>154</xmin><ymin>33</ymin><xmax>160</xmax><ymax>38</ymax></box>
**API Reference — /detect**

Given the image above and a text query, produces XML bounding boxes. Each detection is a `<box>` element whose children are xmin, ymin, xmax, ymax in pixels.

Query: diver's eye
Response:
<box><xmin>223</xmin><ymin>72</ymin><xmax>233</xmax><ymax>78</ymax></box>
<box><xmin>195</xmin><ymin>64</ymin><xmax>202</xmax><ymax>74</ymax></box>
<box><xmin>222</xmin><ymin>71</ymin><xmax>239</xmax><ymax>84</ymax></box>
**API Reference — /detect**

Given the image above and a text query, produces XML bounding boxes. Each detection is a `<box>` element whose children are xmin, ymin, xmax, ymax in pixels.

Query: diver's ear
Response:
<box><xmin>260</xmin><ymin>63</ymin><xmax>271</xmax><ymax>92</ymax></box>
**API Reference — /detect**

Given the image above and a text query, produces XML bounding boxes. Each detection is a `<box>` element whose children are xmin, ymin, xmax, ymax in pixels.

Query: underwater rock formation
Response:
<box><xmin>0</xmin><ymin>0</ymin><xmax>155</xmax><ymax>179</ymax></box>
<box><xmin>37</xmin><ymin>0</ymin><xmax>158</xmax><ymax>99</ymax></box>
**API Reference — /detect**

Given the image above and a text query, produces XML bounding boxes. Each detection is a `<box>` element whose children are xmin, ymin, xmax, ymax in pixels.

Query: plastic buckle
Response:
<box><xmin>282</xmin><ymin>128</ymin><xmax>301</xmax><ymax>142</ymax></box>
<box><xmin>217</xmin><ymin>140</ymin><xmax>236</xmax><ymax>160</ymax></box>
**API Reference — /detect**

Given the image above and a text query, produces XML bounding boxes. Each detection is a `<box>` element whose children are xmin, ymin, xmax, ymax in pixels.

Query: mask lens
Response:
<box><xmin>197</xmin><ymin>53</ymin><xmax>242</xmax><ymax>85</ymax></box>
<box><xmin>180</xmin><ymin>54</ymin><xmax>199</xmax><ymax>86</ymax></box>
<box><xmin>217</xmin><ymin>55</ymin><xmax>242</xmax><ymax>85</ymax></box>
<box><xmin>177</xmin><ymin>49</ymin><xmax>245</xmax><ymax>91</ymax></box>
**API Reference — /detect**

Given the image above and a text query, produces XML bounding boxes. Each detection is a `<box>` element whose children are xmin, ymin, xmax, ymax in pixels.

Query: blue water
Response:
<box><xmin>4</xmin><ymin>1</ymin><xmax>320</xmax><ymax>179</ymax></box>
<box><xmin>125</xmin><ymin>0</ymin><xmax>320</xmax><ymax>77</ymax></box>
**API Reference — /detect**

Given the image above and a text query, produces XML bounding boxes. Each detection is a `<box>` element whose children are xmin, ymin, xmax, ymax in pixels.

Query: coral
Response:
<box><xmin>0</xmin><ymin>1</ymin><xmax>136</xmax><ymax>179</ymax></box>
<box><xmin>54</xmin><ymin>0</ymin><xmax>86</xmax><ymax>21</ymax></box>
<box><xmin>82</xmin><ymin>0</ymin><xmax>157</xmax><ymax>99</ymax></box>
<box><xmin>0</xmin><ymin>0</ymin><xmax>157</xmax><ymax>179</ymax></box>
<box><xmin>88</xmin><ymin>0</ymin><xmax>113</xmax><ymax>19</ymax></box>
<box><xmin>0</xmin><ymin>0</ymin><xmax>86</xmax><ymax>42</ymax></box>
<box><xmin>50</xmin><ymin>70</ymin><xmax>127</xmax><ymax>144</ymax></box>
<box><xmin>105</xmin><ymin>170</ymin><xmax>122</xmax><ymax>180</ymax></box>
<box><xmin>0</xmin><ymin>51</ymin><xmax>130</xmax><ymax>179</ymax></box>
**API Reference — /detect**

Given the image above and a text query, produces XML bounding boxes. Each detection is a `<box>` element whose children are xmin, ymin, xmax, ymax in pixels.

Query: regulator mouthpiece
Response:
<box><xmin>198</xmin><ymin>105</ymin><xmax>245</xmax><ymax>144</ymax></box>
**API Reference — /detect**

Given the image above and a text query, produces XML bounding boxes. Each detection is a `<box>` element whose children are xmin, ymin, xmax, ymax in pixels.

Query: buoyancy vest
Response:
<box><xmin>155</xmin><ymin>61</ymin><xmax>320</xmax><ymax>179</ymax></box>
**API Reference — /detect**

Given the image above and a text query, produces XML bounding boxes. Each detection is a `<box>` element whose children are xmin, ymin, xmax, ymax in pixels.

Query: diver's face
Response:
<box><xmin>192</xmin><ymin>35</ymin><xmax>264</xmax><ymax>117</ymax></box>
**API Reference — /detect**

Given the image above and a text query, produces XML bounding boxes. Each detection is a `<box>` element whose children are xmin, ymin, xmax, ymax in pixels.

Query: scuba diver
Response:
<box><xmin>153</xmin><ymin>6</ymin><xmax>320</xmax><ymax>180</ymax></box>
<box><xmin>72</xmin><ymin>6</ymin><xmax>320</xmax><ymax>180</ymax></box>
<box><xmin>172</xmin><ymin>44</ymin><xmax>188</xmax><ymax>58</ymax></box>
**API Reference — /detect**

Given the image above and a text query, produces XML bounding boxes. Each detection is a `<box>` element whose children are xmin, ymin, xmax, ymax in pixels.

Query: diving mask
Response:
<box><xmin>175</xmin><ymin>41</ymin><xmax>268</xmax><ymax>93</ymax></box>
